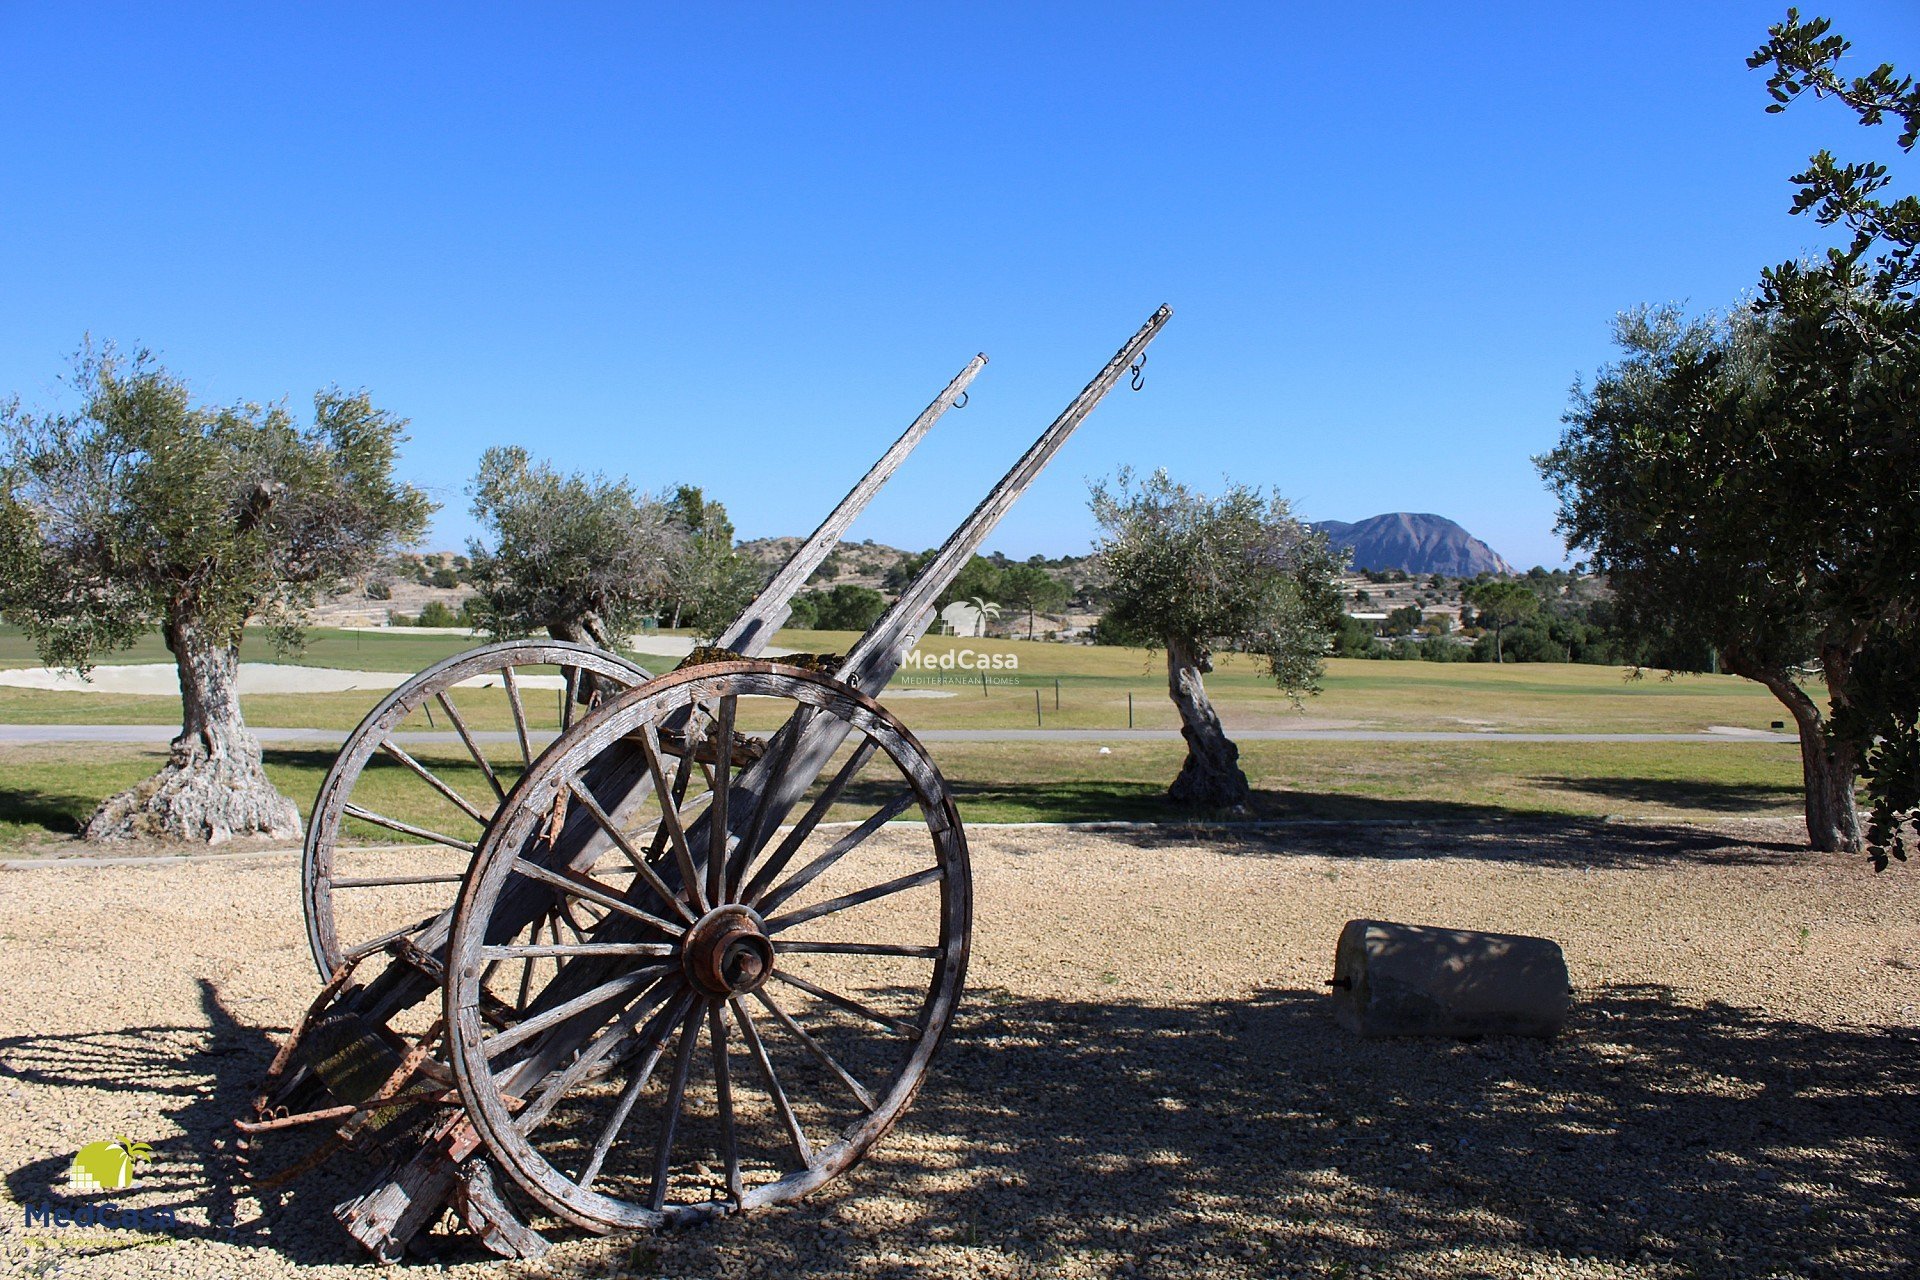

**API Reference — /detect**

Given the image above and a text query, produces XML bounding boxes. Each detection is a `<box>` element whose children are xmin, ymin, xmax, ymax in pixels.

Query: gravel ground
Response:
<box><xmin>1</xmin><ymin>818</ymin><xmax>1915</xmax><ymax>1280</ymax></box>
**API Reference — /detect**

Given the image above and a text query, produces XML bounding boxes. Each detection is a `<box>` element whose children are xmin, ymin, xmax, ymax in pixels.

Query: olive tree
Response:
<box><xmin>1091</xmin><ymin>468</ymin><xmax>1344</xmax><ymax>809</ymax></box>
<box><xmin>1540</xmin><ymin>11</ymin><xmax>1920</xmax><ymax>863</ymax></box>
<box><xmin>0</xmin><ymin>345</ymin><xmax>433</xmax><ymax>843</ymax></box>
<box><xmin>1539</xmin><ymin>287</ymin><xmax>1917</xmax><ymax>857</ymax></box>
<box><xmin>1749</xmin><ymin>9</ymin><xmax>1920</xmax><ymax>866</ymax></box>
<box><xmin>466</xmin><ymin>446</ymin><xmax>678</xmax><ymax>649</ymax></box>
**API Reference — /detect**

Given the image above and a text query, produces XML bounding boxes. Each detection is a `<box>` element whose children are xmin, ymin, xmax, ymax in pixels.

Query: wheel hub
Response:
<box><xmin>682</xmin><ymin>905</ymin><xmax>774</xmax><ymax>997</ymax></box>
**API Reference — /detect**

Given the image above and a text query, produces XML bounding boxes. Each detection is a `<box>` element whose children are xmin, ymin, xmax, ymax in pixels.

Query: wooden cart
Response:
<box><xmin>241</xmin><ymin>306</ymin><xmax>1172</xmax><ymax>1261</ymax></box>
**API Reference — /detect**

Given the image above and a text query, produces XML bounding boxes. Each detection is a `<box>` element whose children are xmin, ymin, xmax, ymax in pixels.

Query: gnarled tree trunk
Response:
<box><xmin>83</xmin><ymin>618</ymin><xmax>301</xmax><ymax>844</ymax></box>
<box><xmin>1165</xmin><ymin>635</ymin><xmax>1252</xmax><ymax>810</ymax></box>
<box><xmin>548</xmin><ymin>610</ymin><xmax>623</xmax><ymax>705</ymax></box>
<box><xmin>1745</xmin><ymin>658</ymin><xmax>1863</xmax><ymax>855</ymax></box>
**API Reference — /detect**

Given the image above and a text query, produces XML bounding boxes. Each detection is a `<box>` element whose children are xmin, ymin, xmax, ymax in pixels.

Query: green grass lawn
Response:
<box><xmin>0</xmin><ymin>625</ymin><xmax>1800</xmax><ymax>735</ymax></box>
<box><xmin>0</xmin><ymin>736</ymin><xmax>1806</xmax><ymax>854</ymax></box>
<box><xmin>0</xmin><ymin>624</ymin><xmax>1816</xmax><ymax>854</ymax></box>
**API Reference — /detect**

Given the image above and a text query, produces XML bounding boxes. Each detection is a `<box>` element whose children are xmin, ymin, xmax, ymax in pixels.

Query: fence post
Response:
<box><xmin>1127</xmin><ymin>691</ymin><xmax>1133</xmax><ymax>729</ymax></box>
<box><xmin>1054</xmin><ymin>677</ymin><xmax>1060</xmax><ymax>711</ymax></box>
<box><xmin>981</xmin><ymin>668</ymin><xmax>988</xmax><ymax>697</ymax></box>
<box><xmin>1034</xmin><ymin>688</ymin><xmax>1043</xmax><ymax>726</ymax></box>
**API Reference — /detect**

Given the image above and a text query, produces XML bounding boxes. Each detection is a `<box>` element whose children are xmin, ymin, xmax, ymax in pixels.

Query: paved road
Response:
<box><xmin>0</xmin><ymin>724</ymin><xmax>1799</xmax><ymax>745</ymax></box>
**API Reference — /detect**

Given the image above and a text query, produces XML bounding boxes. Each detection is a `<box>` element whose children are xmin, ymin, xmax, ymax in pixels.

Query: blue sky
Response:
<box><xmin>3</xmin><ymin>3</ymin><xmax>1914</xmax><ymax>570</ymax></box>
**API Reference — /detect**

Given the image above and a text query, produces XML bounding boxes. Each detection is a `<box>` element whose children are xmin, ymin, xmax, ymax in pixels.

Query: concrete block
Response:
<box><xmin>1330</xmin><ymin>918</ymin><xmax>1570</xmax><ymax>1038</ymax></box>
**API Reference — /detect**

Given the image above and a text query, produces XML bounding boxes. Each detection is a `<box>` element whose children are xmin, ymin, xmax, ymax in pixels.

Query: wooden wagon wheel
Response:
<box><xmin>442</xmin><ymin>662</ymin><xmax>971</xmax><ymax>1233</ymax></box>
<box><xmin>303</xmin><ymin>641</ymin><xmax>654</xmax><ymax>982</ymax></box>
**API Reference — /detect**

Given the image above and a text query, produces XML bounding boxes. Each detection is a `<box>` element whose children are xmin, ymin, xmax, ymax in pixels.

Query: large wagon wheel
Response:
<box><xmin>443</xmin><ymin>662</ymin><xmax>970</xmax><ymax>1233</ymax></box>
<box><xmin>303</xmin><ymin>641</ymin><xmax>654</xmax><ymax>982</ymax></box>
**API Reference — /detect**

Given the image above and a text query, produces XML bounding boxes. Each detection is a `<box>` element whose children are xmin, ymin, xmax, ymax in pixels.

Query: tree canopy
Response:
<box><xmin>1465</xmin><ymin>580</ymin><xmax>1540</xmax><ymax>664</ymax></box>
<box><xmin>789</xmin><ymin>583</ymin><xmax>886</xmax><ymax>632</ymax></box>
<box><xmin>660</xmin><ymin>484</ymin><xmax>760</xmax><ymax>633</ymax></box>
<box><xmin>1091</xmin><ymin>468</ymin><xmax>1343</xmax><ymax>808</ymax></box>
<box><xmin>1539</xmin><ymin>10</ymin><xmax>1918</xmax><ymax>863</ymax></box>
<box><xmin>0</xmin><ymin>343</ymin><xmax>432</xmax><ymax>841</ymax></box>
<box><xmin>997</xmin><ymin>562</ymin><xmax>1071</xmax><ymax>639</ymax></box>
<box><xmin>467</xmin><ymin>446</ymin><xmax>677</xmax><ymax>648</ymax></box>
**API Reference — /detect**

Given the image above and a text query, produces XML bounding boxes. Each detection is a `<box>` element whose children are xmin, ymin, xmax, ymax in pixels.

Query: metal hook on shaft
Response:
<box><xmin>1128</xmin><ymin>351</ymin><xmax>1147</xmax><ymax>392</ymax></box>
<box><xmin>954</xmin><ymin>391</ymin><xmax>968</xmax><ymax>409</ymax></box>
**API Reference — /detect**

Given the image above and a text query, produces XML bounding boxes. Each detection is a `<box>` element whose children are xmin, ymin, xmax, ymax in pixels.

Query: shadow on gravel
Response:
<box><xmin>580</xmin><ymin>984</ymin><xmax>1920</xmax><ymax>1280</ymax></box>
<box><xmin>7</xmin><ymin>981</ymin><xmax>1914</xmax><ymax>1278</ymax></box>
<box><xmin>0</xmin><ymin>979</ymin><xmax>501</xmax><ymax>1268</ymax></box>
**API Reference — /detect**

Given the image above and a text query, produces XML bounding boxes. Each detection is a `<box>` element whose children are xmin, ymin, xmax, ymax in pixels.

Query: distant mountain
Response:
<box><xmin>1311</xmin><ymin>513</ymin><xmax>1514</xmax><ymax>578</ymax></box>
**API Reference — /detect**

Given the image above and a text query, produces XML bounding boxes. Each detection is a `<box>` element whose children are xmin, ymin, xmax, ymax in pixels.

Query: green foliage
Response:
<box><xmin>890</xmin><ymin>550</ymin><xmax>1002</xmax><ymax>612</ymax></box>
<box><xmin>1749</xmin><ymin>9</ymin><xmax>1920</xmax><ymax>296</ymax></box>
<box><xmin>1330</xmin><ymin>615</ymin><xmax>1382</xmax><ymax>658</ymax></box>
<box><xmin>1090</xmin><ymin>468</ymin><xmax>1345</xmax><ymax>697</ymax></box>
<box><xmin>1743</xmin><ymin>12</ymin><xmax>1920</xmax><ymax>863</ymax></box>
<box><xmin>412</xmin><ymin>600</ymin><xmax>457</xmax><ymax>628</ymax></box>
<box><xmin>0</xmin><ymin>344</ymin><xmax>433</xmax><ymax>671</ymax></box>
<box><xmin>1539</xmin><ymin>287</ymin><xmax>1917</xmax><ymax>855</ymax></box>
<box><xmin>466</xmin><ymin>447</ymin><xmax>673</xmax><ymax>643</ymax></box>
<box><xmin>997</xmin><ymin>563</ymin><xmax>1071</xmax><ymax>637</ymax></box>
<box><xmin>792</xmin><ymin>583</ymin><xmax>885</xmax><ymax>632</ymax></box>
<box><xmin>1382</xmin><ymin>604</ymin><xmax>1425</xmax><ymax>637</ymax></box>
<box><xmin>429</xmin><ymin>567</ymin><xmax>458</xmax><ymax>589</ymax></box>
<box><xmin>1465</xmin><ymin>580</ymin><xmax>1540</xmax><ymax>663</ymax></box>
<box><xmin>660</xmin><ymin>484</ymin><xmax>759</xmax><ymax>633</ymax></box>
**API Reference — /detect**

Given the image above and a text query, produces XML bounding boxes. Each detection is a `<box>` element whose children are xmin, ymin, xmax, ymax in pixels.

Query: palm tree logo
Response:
<box><xmin>68</xmin><ymin>1135</ymin><xmax>152</xmax><ymax>1192</ymax></box>
<box><xmin>966</xmin><ymin>596</ymin><xmax>1002</xmax><ymax>637</ymax></box>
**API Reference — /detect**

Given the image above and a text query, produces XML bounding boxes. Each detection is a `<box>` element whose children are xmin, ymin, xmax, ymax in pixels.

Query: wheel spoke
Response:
<box><xmin>709</xmin><ymin>1003</ymin><xmax>743</xmax><ymax>1203</ymax></box>
<box><xmin>515</xmin><ymin>921</ymin><xmax>541</xmax><ymax>1013</ymax></box>
<box><xmin>726</xmin><ymin>705</ymin><xmax>818</xmax><ymax>900</ymax></box>
<box><xmin>555</xmin><ymin>899</ymin><xmax>594</xmax><ymax>942</ymax></box>
<box><xmin>764</xmin><ymin>865</ymin><xmax>943</xmax><ymax>934</ymax></box>
<box><xmin>481</xmin><ymin>941</ymin><xmax>677</xmax><ymax>961</ymax></box>
<box><xmin>753</xmin><ymin>986</ymin><xmax>877</xmax><ymax>1110</ymax></box>
<box><xmin>579</xmin><ymin>989</ymin><xmax>694</xmax><ymax>1188</ymax></box>
<box><xmin>566</xmin><ymin>779</ymin><xmax>698</xmax><ymax>924</ymax></box>
<box><xmin>561</xmin><ymin>666</ymin><xmax>579</xmax><ymax>734</ymax></box>
<box><xmin>775</xmin><ymin>941</ymin><xmax>940</xmax><ymax>958</ymax></box>
<box><xmin>342</xmin><ymin>803</ymin><xmax>475</xmax><ymax>852</ymax></box>
<box><xmin>740</xmin><ymin>738</ymin><xmax>879</xmax><ymax>906</ymax></box>
<box><xmin>515</xmin><ymin>977</ymin><xmax>681</xmax><ymax>1135</ymax></box>
<box><xmin>500</xmin><ymin>664</ymin><xmax>534</xmax><ymax>767</ymax></box>
<box><xmin>342</xmin><ymin>912</ymin><xmax>437</xmax><ymax>960</ymax></box>
<box><xmin>755</xmin><ymin>790</ymin><xmax>918</xmax><ymax>915</ymax></box>
<box><xmin>730</xmin><ymin>996</ymin><xmax>814</xmax><ymax>1171</ymax></box>
<box><xmin>636</xmin><ymin>722</ymin><xmax>709</xmax><ymax>916</ymax></box>
<box><xmin>329</xmin><ymin>872</ymin><xmax>467</xmax><ymax>889</ymax></box>
<box><xmin>482</xmin><ymin>967</ymin><xmax>669</xmax><ymax>1062</ymax></box>
<box><xmin>770</xmin><ymin>969</ymin><xmax>922</xmax><ymax>1038</ymax></box>
<box><xmin>706</xmin><ymin>695</ymin><xmax>736</xmax><ymax>909</ymax></box>
<box><xmin>378</xmin><ymin>739</ymin><xmax>489</xmax><ymax>825</ymax></box>
<box><xmin>510</xmin><ymin>857</ymin><xmax>686</xmax><ymax>938</ymax></box>
<box><xmin>645</xmin><ymin>1001</ymin><xmax>705</xmax><ymax>1209</ymax></box>
<box><xmin>435</xmin><ymin>690</ymin><xmax>506</xmax><ymax>803</ymax></box>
